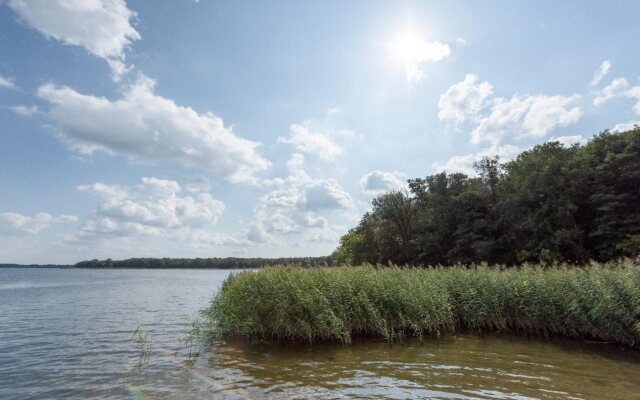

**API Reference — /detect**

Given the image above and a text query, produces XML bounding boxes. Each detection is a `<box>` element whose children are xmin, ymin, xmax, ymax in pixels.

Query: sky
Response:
<box><xmin>1</xmin><ymin>0</ymin><xmax>639</xmax><ymax>264</ymax></box>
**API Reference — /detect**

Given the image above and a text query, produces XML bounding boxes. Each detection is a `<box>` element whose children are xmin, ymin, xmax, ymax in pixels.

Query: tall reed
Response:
<box><xmin>201</xmin><ymin>260</ymin><xmax>640</xmax><ymax>347</ymax></box>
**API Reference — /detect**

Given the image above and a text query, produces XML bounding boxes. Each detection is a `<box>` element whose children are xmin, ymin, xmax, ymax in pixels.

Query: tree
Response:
<box><xmin>334</xmin><ymin>128</ymin><xmax>640</xmax><ymax>266</ymax></box>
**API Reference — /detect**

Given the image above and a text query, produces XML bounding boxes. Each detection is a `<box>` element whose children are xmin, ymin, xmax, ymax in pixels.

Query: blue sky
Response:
<box><xmin>1</xmin><ymin>0</ymin><xmax>639</xmax><ymax>264</ymax></box>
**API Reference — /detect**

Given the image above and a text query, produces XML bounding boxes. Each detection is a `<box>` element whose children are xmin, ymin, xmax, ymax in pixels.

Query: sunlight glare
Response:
<box><xmin>387</xmin><ymin>28</ymin><xmax>451</xmax><ymax>84</ymax></box>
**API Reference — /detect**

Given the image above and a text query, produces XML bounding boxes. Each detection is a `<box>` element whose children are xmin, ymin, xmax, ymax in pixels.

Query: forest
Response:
<box><xmin>74</xmin><ymin>256</ymin><xmax>331</xmax><ymax>269</ymax></box>
<box><xmin>333</xmin><ymin>127</ymin><xmax>640</xmax><ymax>265</ymax></box>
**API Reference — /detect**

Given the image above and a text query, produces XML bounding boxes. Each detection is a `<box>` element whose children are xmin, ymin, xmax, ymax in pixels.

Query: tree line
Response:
<box><xmin>75</xmin><ymin>256</ymin><xmax>331</xmax><ymax>269</ymax></box>
<box><xmin>333</xmin><ymin>127</ymin><xmax>640</xmax><ymax>265</ymax></box>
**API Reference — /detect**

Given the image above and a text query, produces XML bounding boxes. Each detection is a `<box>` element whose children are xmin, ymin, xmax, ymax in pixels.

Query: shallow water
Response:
<box><xmin>1</xmin><ymin>268</ymin><xmax>639</xmax><ymax>399</ymax></box>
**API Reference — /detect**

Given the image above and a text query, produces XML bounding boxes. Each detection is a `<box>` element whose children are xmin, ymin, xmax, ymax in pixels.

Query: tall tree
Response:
<box><xmin>334</xmin><ymin>128</ymin><xmax>640</xmax><ymax>265</ymax></box>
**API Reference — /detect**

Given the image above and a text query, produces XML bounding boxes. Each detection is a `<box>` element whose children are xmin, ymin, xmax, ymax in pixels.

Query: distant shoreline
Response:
<box><xmin>0</xmin><ymin>264</ymin><xmax>73</xmax><ymax>269</ymax></box>
<box><xmin>0</xmin><ymin>256</ymin><xmax>332</xmax><ymax>270</ymax></box>
<box><xmin>0</xmin><ymin>265</ymin><xmax>256</xmax><ymax>269</ymax></box>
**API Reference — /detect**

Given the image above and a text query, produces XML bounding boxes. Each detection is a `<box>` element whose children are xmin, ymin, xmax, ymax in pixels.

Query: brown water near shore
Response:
<box><xmin>193</xmin><ymin>334</ymin><xmax>640</xmax><ymax>399</ymax></box>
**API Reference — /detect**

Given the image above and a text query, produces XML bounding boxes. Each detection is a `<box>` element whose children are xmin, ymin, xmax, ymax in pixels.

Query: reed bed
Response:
<box><xmin>200</xmin><ymin>260</ymin><xmax>640</xmax><ymax>348</ymax></box>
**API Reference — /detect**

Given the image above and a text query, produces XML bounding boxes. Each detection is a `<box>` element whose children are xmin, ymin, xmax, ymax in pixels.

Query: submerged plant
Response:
<box><xmin>179</xmin><ymin>316</ymin><xmax>203</xmax><ymax>359</ymax></box>
<box><xmin>200</xmin><ymin>260</ymin><xmax>640</xmax><ymax>348</ymax></box>
<box><xmin>130</xmin><ymin>323</ymin><xmax>152</xmax><ymax>367</ymax></box>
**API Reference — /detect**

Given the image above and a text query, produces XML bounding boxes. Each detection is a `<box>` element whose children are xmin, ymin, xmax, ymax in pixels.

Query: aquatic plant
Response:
<box><xmin>179</xmin><ymin>316</ymin><xmax>202</xmax><ymax>359</ymax></box>
<box><xmin>200</xmin><ymin>259</ymin><xmax>640</xmax><ymax>347</ymax></box>
<box><xmin>130</xmin><ymin>323</ymin><xmax>152</xmax><ymax>366</ymax></box>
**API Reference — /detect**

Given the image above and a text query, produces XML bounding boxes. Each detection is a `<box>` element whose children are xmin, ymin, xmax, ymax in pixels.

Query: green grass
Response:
<box><xmin>200</xmin><ymin>260</ymin><xmax>640</xmax><ymax>348</ymax></box>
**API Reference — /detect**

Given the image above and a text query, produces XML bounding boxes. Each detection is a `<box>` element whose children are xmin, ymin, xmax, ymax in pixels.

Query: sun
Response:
<box><xmin>386</xmin><ymin>28</ymin><xmax>451</xmax><ymax>84</ymax></box>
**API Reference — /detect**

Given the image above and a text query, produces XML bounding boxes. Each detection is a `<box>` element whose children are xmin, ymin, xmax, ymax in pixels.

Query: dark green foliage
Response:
<box><xmin>74</xmin><ymin>256</ymin><xmax>331</xmax><ymax>269</ymax></box>
<box><xmin>202</xmin><ymin>262</ymin><xmax>640</xmax><ymax>348</ymax></box>
<box><xmin>335</xmin><ymin>128</ymin><xmax>640</xmax><ymax>265</ymax></box>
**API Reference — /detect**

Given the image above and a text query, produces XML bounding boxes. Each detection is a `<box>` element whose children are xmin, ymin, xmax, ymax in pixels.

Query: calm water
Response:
<box><xmin>1</xmin><ymin>268</ymin><xmax>639</xmax><ymax>400</ymax></box>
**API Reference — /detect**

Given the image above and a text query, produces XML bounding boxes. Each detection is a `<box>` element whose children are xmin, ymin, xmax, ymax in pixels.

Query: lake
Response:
<box><xmin>1</xmin><ymin>268</ymin><xmax>639</xmax><ymax>399</ymax></box>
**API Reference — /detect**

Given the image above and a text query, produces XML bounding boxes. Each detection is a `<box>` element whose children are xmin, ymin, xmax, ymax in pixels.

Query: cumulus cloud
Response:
<box><xmin>0</xmin><ymin>74</ymin><xmax>16</xmax><ymax>89</ymax></box>
<box><xmin>359</xmin><ymin>170</ymin><xmax>406</xmax><ymax>196</ymax></box>
<box><xmin>612</xmin><ymin>121</ymin><xmax>640</xmax><ymax>132</ymax></box>
<box><xmin>471</xmin><ymin>94</ymin><xmax>582</xmax><ymax>145</ymax></box>
<box><xmin>278</xmin><ymin>122</ymin><xmax>343</xmax><ymax>161</ymax></box>
<box><xmin>10</xmin><ymin>105</ymin><xmax>39</xmax><ymax>117</ymax></box>
<box><xmin>246</xmin><ymin>225</ymin><xmax>270</xmax><ymax>244</ymax></box>
<box><xmin>7</xmin><ymin>0</ymin><xmax>140</xmax><ymax>80</ymax></box>
<box><xmin>590</xmin><ymin>60</ymin><xmax>611</xmax><ymax>87</ymax></box>
<box><xmin>433</xmin><ymin>144</ymin><xmax>525</xmax><ymax>176</ymax></box>
<box><xmin>248</xmin><ymin>153</ymin><xmax>352</xmax><ymax>245</ymax></box>
<box><xmin>547</xmin><ymin>135</ymin><xmax>587</xmax><ymax>146</ymax></box>
<box><xmin>77</xmin><ymin>177</ymin><xmax>225</xmax><ymax>238</ymax></box>
<box><xmin>387</xmin><ymin>30</ymin><xmax>451</xmax><ymax>84</ymax></box>
<box><xmin>438</xmin><ymin>74</ymin><xmax>493</xmax><ymax>123</ymax></box>
<box><xmin>37</xmin><ymin>76</ymin><xmax>270</xmax><ymax>183</ymax></box>
<box><xmin>435</xmin><ymin>134</ymin><xmax>588</xmax><ymax>177</ymax></box>
<box><xmin>303</xmin><ymin>180</ymin><xmax>354</xmax><ymax>210</ymax></box>
<box><xmin>0</xmin><ymin>212</ymin><xmax>77</xmax><ymax>235</ymax></box>
<box><xmin>440</xmin><ymin>75</ymin><xmax>582</xmax><ymax>146</ymax></box>
<box><xmin>522</xmin><ymin>95</ymin><xmax>583</xmax><ymax>137</ymax></box>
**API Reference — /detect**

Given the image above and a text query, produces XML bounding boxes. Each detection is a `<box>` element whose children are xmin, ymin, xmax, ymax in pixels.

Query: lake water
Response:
<box><xmin>1</xmin><ymin>268</ymin><xmax>639</xmax><ymax>399</ymax></box>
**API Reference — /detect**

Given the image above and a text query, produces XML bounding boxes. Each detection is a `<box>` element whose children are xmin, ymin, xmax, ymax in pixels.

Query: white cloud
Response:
<box><xmin>387</xmin><ymin>29</ymin><xmax>451</xmax><ymax>84</ymax></box>
<box><xmin>440</xmin><ymin>75</ymin><xmax>582</xmax><ymax>146</ymax></box>
<box><xmin>522</xmin><ymin>95</ymin><xmax>583</xmax><ymax>137</ymax></box>
<box><xmin>248</xmin><ymin>153</ymin><xmax>352</xmax><ymax>245</ymax></box>
<box><xmin>591</xmin><ymin>77</ymin><xmax>640</xmax><ymax>115</ymax></box>
<box><xmin>10</xmin><ymin>105</ymin><xmax>39</xmax><ymax>117</ymax></box>
<box><xmin>612</xmin><ymin>121</ymin><xmax>640</xmax><ymax>132</ymax></box>
<box><xmin>37</xmin><ymin>76</ymin><xmax>270</xmax><ymax>183</ymax></box>
<box><xmin>433</xmin><ymin>144</ymin><xmax>525</xmax><ymax>176</ymax></box>
<box><xmin>0</xmin><ymin>212</ymin><xmax>77</xmax><ymax>235</ymax></box>
<box><xmin>435</xmin><ymin>134</ymin><xmax>589</xmax><ymax>177</ymax></box>
<box><xmin>590</xmin><ymin>60</ymin><xmax>611</xmax><ymax>87</ymax></box>
<box><xmin>0</xmin><ymin>74</ymin><xmax>16</xmax><ymax>89</ymax></box>
<box><xmin>246</xmin><ymin>224</ymin><xmax>280</xmax><ymax>245</ymax></box>
<box><xmin>303</xmin><ymin>180</ymin><xmax>354</xmax><ymax>210</ymax></box>
<box><xmin>8</xmin><ymin>0</ymin><xmax>140</xmax><ymax>80</ymax></box>
<box><xmin>455</xmin><ymin>37</ymin><xmax>467</xmax><ymax>46</ymax></box>
<box><xmin>438</xmin><ymin>74</ymin><xmax>493</xmax><ymax>123</ymax></box>
<box><xmin>471</xmin><ymin>94</ymin><xmax>582</xmax><ymax>145</ymax></box>
<box><xmin>359</xmin><ymin>170</ymin><xmax>406</xmax><ymax>196</ymax></box>
<box><xmin>547</xmin><ymin>135</ymin><xmax>587</xmax><ymax>146</ymax></box>
<box><xmin>77</xmin><ymin>177</ymin><xmax>225</xmax><ymax>238</ymax></box>
<box><xmin>278</xmin><ymin>122</ymin><xmax>343</xmax><ymax>161</ymax></box>
<box><xmin>593</xmin><ymin>78</ymin><xmax>629</xmax><ymax>105</ymax></box>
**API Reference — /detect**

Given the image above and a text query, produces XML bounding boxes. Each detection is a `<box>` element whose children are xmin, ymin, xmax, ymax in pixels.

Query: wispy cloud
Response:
<box><xmin>590</xmin><ymin>60</ymin><xmax>612</xmax><ymax>87</ymax></box>
<box><xmin>10</xmin><ymin>105</ymin><xmax>39</xmax><ymax>117</ymax></box>
<box><xmin>0</xmin><ymin>74</ymin><xmax>16</xmax><ymax>89</ymax></box>
<box><xmin>0</xmin><ymin>212</ymin><xmax>76</xmax><ymax>235</ymax></box>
